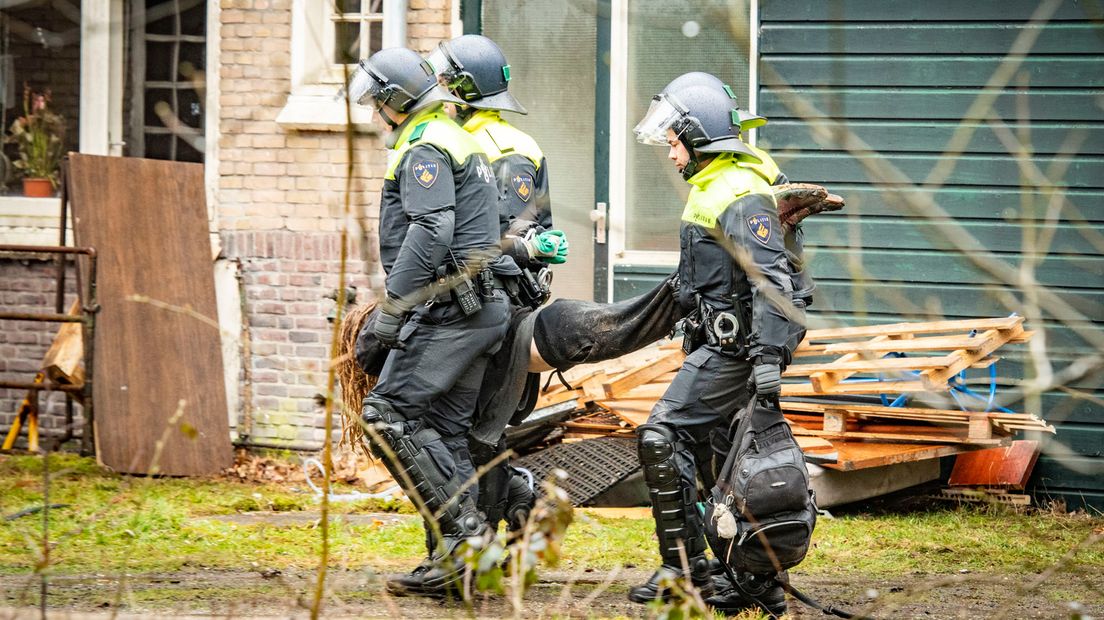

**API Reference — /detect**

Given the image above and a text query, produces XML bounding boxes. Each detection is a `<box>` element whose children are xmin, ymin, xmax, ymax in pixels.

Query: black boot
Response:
<box><xmin>706</xmin><ymin>572</ymin><xmax>787</xmax><ymax>618</ymax></box>
<box><xmin>386</xmin><ymin>559</ymin><xmax>433</xmax><ymax>596</ymax></box>
<box><xmin>386</xmin><ymin>526</ymin><xmax>435</xmax><ymax>596</ymax></box>
<box><xmin>629</xmin><ymin>425</ymin><xmax>714</xmax><ymax>604</ymax></box>
<box><xmin>363</xmin><ymin>399</ymin><xmax>489</xmax><ymax>599</ymax></box>
<box><xmin>627</xmin><ymin>554</ymin><xmax>713</xmax><ymax>603</ymax></box>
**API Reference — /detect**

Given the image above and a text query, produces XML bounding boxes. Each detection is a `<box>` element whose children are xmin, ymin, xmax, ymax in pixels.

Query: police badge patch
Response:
<box><xmin>511</xmin><ymin>173</ymin><xmax>533</xmax><ymax>202</ymax></box>
<box><xmin>412</xmin><ymin>160</ymin><xmax>439</xmax><ymax>188</ymax></box>
<box><xmin>746</xmin><ymin>213</ymin><xmax>772</xmax><ymax>244</ymax></box>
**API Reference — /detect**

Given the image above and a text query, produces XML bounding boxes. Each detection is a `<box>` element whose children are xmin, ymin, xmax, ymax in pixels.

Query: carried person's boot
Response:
<box><xmin>628</xmin><ymin>424</ymin><xmax>714</xmax><ymax>603</ymax></box>
<box><xmin>706</xmin><ymin>571</ymin><xmax>788</xmax><ymax>618</ymax></box>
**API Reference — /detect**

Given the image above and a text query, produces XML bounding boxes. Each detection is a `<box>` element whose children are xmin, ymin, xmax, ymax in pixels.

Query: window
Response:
<box><xmin>332</xmin><ymin>0</ymin><xmax>385</xmax><ymax>65</ymax></box>
<box><xmin>620</xmin><ymin>1</ymin><xmax>751</xmax><ymax>253</ymax></box>
<box><xmin>277</xmin><ymin>0</ymin><xmax>404</xmax><ymax>130</ymax></box>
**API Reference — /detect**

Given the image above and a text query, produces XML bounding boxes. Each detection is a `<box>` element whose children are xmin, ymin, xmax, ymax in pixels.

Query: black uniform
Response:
<box><xmin>462</xmin><ymin>109</ymin><xmax>553</xmax><ymax>532</ymax></box>
<box><xmin>632</xmin><ymin>152</ymin><xmax>807</xmax><ymax>600</ymax></box>
<box><xmin>364</xmin><ymin>105</ymin><xmax>514</xmax><ymax>526</ymax></box>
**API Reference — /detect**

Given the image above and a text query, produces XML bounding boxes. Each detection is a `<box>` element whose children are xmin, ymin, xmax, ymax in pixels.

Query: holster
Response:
<box><xmin>513</xmin><ymin>267</ymin><xmax>551</xmax><ymax>310</ymax></box>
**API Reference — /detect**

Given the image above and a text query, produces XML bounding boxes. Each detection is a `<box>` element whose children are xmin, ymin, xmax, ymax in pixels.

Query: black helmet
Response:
<box><xmin>661</xmin><ymin>72</ymin><xmax>767</xmax><ymax>133</ymax></box>
<box><xmin>425</xmin><ymin>35</ymin><xmax>527</xmax><ymax>115</ymax></box>
<box><xmin>634</xmin><ymin>71</ymin><xmax>761</xmax><ymax>164</ymax></box>
<box><xmin>342</xmin><ymin>47</ymin><xmax>462</xmax><ymax>126</ymax></box>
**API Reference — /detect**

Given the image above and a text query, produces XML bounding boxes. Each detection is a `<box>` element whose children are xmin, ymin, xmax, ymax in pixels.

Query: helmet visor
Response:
<box><xmin>425</xmin><ymin>44</ymin><xmax>461</xmax><ymax>86</ymax></box>
<box><xmin>340</xmin><ymin>60</ymin><xmax>383</xmax><ymax>106</ymax></box>
<box><xmin>633</xmin><ymin>95</ymin><xmax>687</xmax><ymax>146</ymax></box>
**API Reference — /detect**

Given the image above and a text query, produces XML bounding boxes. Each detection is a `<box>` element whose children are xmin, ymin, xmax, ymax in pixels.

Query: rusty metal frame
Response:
<box><xmin>0</xmin><ymin>163</ymin><xmax>100</xmax><ymax>455</ymax></box>
<box><xmin>0</xmin><ymin>244</ymin><xmax>98</xmax><ymax>454</ymax></box>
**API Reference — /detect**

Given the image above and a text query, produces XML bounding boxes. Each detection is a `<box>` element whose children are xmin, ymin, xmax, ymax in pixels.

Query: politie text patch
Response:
<box><xmin>511</xmin><ymin>173</ymin><xmax>533</xmax><ymax>202</ymax></box>
<box><xmin>412</xmin><ymin>160</ymin><xmax>439</xmax><ymax>188</ymax></box>
<box><xmin>746</xmin><ymin>213</ymin><xmax>772</xmax><ymax>244</ymax></box>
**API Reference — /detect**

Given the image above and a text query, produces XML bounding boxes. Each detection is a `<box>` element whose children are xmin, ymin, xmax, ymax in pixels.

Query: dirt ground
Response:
<box><xmin>2</xmin><ymin>566</ymin><xmax>1102</xmax><ymax>619</ymax></box>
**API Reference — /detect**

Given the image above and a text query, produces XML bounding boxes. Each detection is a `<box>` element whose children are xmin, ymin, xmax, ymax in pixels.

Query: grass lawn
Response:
<box><xmin>1</xmin><ymin>453</ymin><xmax>1102</xmax><ymax>617</ymax></box>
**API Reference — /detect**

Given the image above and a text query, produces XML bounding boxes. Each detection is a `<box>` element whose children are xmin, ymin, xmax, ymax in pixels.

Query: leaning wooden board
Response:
<box><xmin>68</xmin><ymin>154</ymin><xmax>231</xmax><ymax>476</ymax></box>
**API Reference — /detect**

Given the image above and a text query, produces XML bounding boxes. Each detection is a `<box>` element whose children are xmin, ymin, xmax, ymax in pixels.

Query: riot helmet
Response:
<box><xmin>635</xmin><ymin>72</ymin><xmax>761</xmax><ymax>178</ymax></box>
<box><xmin>341</xmin><ymin>47</ymin><xmax>462</xmax><ymax>127</ymax></box>
<box><xmin>648</xmin><ymin>71</ymin><xmax>766</xmax><ymax>133</ymax></box>
<box><xmin>425</xmin><ymin>35</ymin><xmax>528</xmax><ymax>115</ymax></box>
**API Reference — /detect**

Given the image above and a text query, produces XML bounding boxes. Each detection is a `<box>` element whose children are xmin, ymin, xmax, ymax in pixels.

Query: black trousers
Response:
<box><xmin>369</xmin><ymin>290</ymin><xmax>510</xmax><ymax>504</ymax></box>
<box><xmin>644</xmin><ymin>344</ymin><xmax>754</xmax><ymax>559</ymax></box>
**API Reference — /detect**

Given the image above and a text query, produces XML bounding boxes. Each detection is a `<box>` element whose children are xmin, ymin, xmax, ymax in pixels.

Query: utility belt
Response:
<box><xmin>506</xmin><ymin>266</ymin><xmax>552</xmax><ymax>310</ymax></box>
<box><xmin>430</xmin><ymin>262</ymin><xmax>507</xmax><ymax>317</ymax></box>
<box><xmin>680</xmin><ymin>295</ymin><xmax>752</xmax><ymax>356</ymax></box>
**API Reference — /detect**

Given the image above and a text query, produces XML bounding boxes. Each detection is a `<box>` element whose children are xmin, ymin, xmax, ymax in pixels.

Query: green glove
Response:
<box><xmin>526</xmin><ymin>229</ymin><xmax>569</xmax><ymax>264</ymax></box>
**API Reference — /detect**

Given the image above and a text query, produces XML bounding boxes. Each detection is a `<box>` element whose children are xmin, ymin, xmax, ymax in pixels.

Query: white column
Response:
<box><xmin>108</xmin><ymin>0</ymin><xmax>125</xmax><ymax>155</ymax></box>
<box><xmin>383</xmin><ymin>0</ymin><xmax>407</xmax><ymax>48</ymax></box>
<box><xmin>79</xmin><ymin>0</ymin><xmax>110</xmax><ymax>154</ymax></box>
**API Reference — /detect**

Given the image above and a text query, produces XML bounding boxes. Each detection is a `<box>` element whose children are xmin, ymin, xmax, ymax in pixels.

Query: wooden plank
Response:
<box><xmin>807</xmin><ymin>335</ymin><xmax>891</xmax><ymax>392</ymax></box>
<box><xmin>795</xmin><ymin>435</ymin><xmax>837</xmax><ymax>454</ymax></box>
<box><xmin>822</xmin><ymin>409</ymin><xmax>849</xmax><ymax>434</ymax></box>
<box><xmin>596</xmin><ymin>399</ymin><xmax>655</xmax><ymax>428</ymax></box>
<box><xmin>603</xmin><ymin>350</ymin><xmax>684</xmax><ymax>398</ymax></box>
<box><xmin>790</xmin><ymin>425</ymin><xmax>1006</xmax><ymax>446</ymax></box>
<box><xmin>948</xmin><ymin>440</ymin><xmax>1041</xmax><ymax>489</ymax></box>
<box><xmin>780</xmin><ymin>400</ymin><xmax>1030</xmax><ymax>419</ymax></box>
<box><xmin>939</xmin><ymin>488</ymin><xmax>1033</xmax><ymax>506</ymax></box>
<box><xmin>786</xmin><ymin>355</ymin><xmax>956</xmax><ymax>376</ymax></box>
<box><xmin>802</xmin><ymin>316</ymin><xmax>1022</xmax><ymax>342</ymax></box>
<box><xmin>533</xmin><ymin>388</ymin><xmax>584</xmax><ymax>410</ymax></box>
<box><xmin>922</xmin><ymin>325</ymin><xmax>1024</xmax><ymax>388</ymax></box>
<box><xmin>819</xmin><ymin>442</ymin><xmax>971</xmax><ymax>472</ymax></box>
<box><xmin>581</xmin><ymin>371</ymin><xmax>610</xmax><ymax>401</ymax></box>
<box><xmin>68</xmin><ymin>153</ymin><xmax>231</xmax><ymax>476</ymax></box>
<box><xmin>782</xmin><ymin>381</ymin><xmax>931</xmax><ymax>396</ymax></box>
<box><xmin>42</xmin><ymin>301</ymin><xmax>84</xmax><ymax>388</ymax></box>
<box><xmin>968</xmin><ymin>413</ymin><xmax>994</xmax><ymax>441</ymax></box>
<box><xmin>803</xmin><ymin>334</ymin><xmax>1024</xmax><ymax>356</ymax></box>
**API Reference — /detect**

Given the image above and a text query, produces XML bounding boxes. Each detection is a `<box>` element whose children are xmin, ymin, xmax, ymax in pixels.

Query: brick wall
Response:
<box><xmin>0</xmin><ymin>256</ymin><xmax>82</xmax><ymax>447</ymax></box>
<box><xmin>216</xmin><ymin>1</ymin><xmax>454</xmax><ymax>447</ymax></box>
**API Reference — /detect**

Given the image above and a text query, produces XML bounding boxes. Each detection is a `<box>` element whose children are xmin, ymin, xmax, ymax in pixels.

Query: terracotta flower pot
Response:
<box><xmin>22</xmin><ymin>178</ymin><xmax>54</xmax><ymax>198</ymax></box>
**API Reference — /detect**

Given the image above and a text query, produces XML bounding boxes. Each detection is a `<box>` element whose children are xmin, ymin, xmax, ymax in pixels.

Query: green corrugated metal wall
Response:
<box><xmin>614</xmin><ymin>0</ymin><xmax>1104</xmax><ymax>509</ymax></box>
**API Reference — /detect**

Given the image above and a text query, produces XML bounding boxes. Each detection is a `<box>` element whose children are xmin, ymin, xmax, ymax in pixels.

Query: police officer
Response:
<box><xmin>428</xmin><ymin>34</ymin><xmax>566</xmax><ymax>538</ymax></box>
<box><xmin>426</xmin><ymin>35</ymin><xmax>566</xmax><ymax>270</ymax></box>
<box><xmin>627</xmin><ymin>72</ymin><xmax>805</xmax><ymax>614</ymax></box>
<box><xmin>344</xmin><ymin>47</ymin><xmax>517</xmax><ymax>598</ymax></box>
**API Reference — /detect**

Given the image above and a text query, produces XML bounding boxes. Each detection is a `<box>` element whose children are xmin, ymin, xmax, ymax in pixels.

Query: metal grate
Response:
<box><xmin>515</xmin><ymin>436</ymin><xmax>640</xmax><ymax>506</ymax></box>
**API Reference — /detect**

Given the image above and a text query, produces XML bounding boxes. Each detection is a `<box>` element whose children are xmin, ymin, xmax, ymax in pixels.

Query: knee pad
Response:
<box><xmin>638</xmin><ymin>424</ymin><xmax>680</xmax><ymax>488</ymax></box>
<box><xmin>504</xmin><ymin>467</ymin><xmax>535</xmax><ymax>531</ymax></box>
<box><xmin>361</xmin><ymin>397</ymin><xmax>406</xmax><ymax>457</ymax></box>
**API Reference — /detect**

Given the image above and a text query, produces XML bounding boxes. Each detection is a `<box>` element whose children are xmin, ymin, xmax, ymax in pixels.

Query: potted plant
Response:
<box><xmin>6</xmin><ymin>86</ymin><xmax>65</xmax><ymax>198</ymax></box>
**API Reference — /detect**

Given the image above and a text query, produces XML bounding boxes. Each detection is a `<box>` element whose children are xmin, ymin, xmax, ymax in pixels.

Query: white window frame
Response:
<box><xmin>276</xmin><ymin>0</ymin><xmax>406</xmax><ymax>131</ymax></box>
<box><xmin>327</xmin><ymin>0</ymin><xmax>386</xmax><ymax>79</ymax></box>
<box><xmin>606</xmin><ymin>0</ymin><xmax>759</xmax><ymax>298</ymax></box>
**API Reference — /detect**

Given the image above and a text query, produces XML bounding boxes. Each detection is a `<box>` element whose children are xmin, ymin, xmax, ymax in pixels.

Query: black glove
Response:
<box><xmin>373</xmin><ymin>298</ymin><xmax>408</xmax><ymax>350</ymax></box>
<box><xmin>752</xmin><ymin>362</ymin><xmax>782</xmax><ymax>396</ymax></box>
<box><xmin>751</xmin><ymin>348</ymin><xmax>784</xmax><ymax>396</ymax></box>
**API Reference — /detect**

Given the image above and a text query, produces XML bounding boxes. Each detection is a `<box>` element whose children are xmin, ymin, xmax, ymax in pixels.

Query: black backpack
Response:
<box><xmin>703</xmin><ymin>397</ymin><xmax>817</xmax><ymax>575</ymax></box>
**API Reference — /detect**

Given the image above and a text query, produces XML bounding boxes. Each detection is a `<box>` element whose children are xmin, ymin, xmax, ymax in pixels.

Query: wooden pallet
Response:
<box><xmin>780</xmin><ymin>401</ymin><xmax>1054</xmax><ymax>442</ymax></box>
<box><xmin>530</xmin><ymin>317</ymin><xmax>1044</xmax><ymax>470</ymax></box>
<box><xmin>788</xmin><ymin>316</ymin><xmax>1031</xmax><ymax>395</ymax></box>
